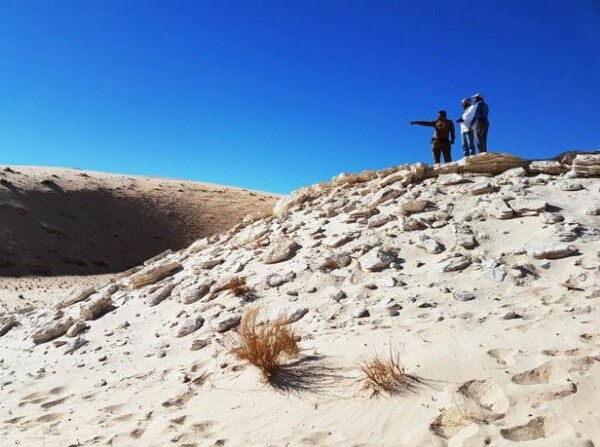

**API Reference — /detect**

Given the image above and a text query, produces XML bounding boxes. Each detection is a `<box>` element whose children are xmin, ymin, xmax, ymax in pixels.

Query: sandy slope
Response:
<box><xmin>1</xmin><ymin>153</ymin><xmax>599</xmax><ymax>447</ymax></box>
<box><xmin>0</xmin><ymin>166</ymin><xmax>278</xmax><ymax>309</ymax></box>
<box><xmin>0</xmin><ymin>166</ymin><xmax>279</xmax><ymax>276</ymax></box>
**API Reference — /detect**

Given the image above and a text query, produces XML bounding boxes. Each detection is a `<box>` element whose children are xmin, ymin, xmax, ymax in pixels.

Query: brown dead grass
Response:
<box><xmin>360</xmin><ymin>349</ymin><xmax>411</xmax><ymax>397</ymax></box>
<box><xmin>224</xmin><ymin>276</ymin><xmax>252</xmax><ymax>297</ymax></box>
<box><xmin>232</xmin><ymin>307</ymin><xmax>300</xmax><ymax>382</ymax></box>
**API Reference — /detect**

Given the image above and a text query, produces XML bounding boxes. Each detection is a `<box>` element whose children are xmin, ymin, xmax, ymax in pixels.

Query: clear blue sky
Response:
<box><xmin>1</xmin><ymin>1</ymin><xmax>599</xmax><ymax>193</ymax></box>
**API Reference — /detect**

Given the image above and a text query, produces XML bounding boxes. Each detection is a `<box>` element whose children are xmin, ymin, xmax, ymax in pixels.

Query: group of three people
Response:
<box><xmin>410</xmin><ymin>94</ymin><xmax>489</xmax><ymax>164</ymax></box>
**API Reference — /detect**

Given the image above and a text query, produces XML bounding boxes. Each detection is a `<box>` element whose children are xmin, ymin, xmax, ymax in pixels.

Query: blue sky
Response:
<box><xmin>1</xmin><ymin>0</ymin><xmax>599</xmax><ymax>193</ymax></box>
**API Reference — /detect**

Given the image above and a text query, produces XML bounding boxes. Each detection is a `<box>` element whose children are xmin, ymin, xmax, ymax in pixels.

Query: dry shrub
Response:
<box><xmin>225</xmin><ymin>276</ymin><xmax>252</xmax><ymax>297</ymax></box>
<box><xmin>360</xmin><ymin>349</ymin><xmax>409</xmax><ymax>397</ymax></box>
<box><xmin>232</xmin><ymin>307</ymin><xmax>300</xmax><ymax>382</ymax></box>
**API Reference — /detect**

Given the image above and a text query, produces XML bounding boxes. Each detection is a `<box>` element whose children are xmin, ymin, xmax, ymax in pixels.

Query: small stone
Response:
<box><xmin>191</xmin><ymin>339</ymin><xmax>209</xmax><ymax>351</ymax></box>
<box><xmin>212</xmin><ymin>315</ymin><xmax>242</xmax><ymax>333</ymax></box>
<box><xmin>502</xmin><ymin>311</ymin><xmax>523</xmax><ymax>320</ymax></box>
<box><xmin>454</xmin><ymin>291</ymin><xmax>475</xmax><ymax>302</ymax></box>
<box><xmin>355</xmin><ymin>308</ymin><xmax>370</xmax><ymax>318</ymax></box>
<box><xmin>177</xmin><ymin>315</ymin><xmax>205</xmax><ymax>337</ymax></box>
<box><xmin>287</xmin><ymin>308</ymin><xmax>309</xmax><ymax>323</ymax></box>
<box><xmin>331</xmin><ymin>290</ymin><xmax>347</xmax><ymax>302</ymax></box>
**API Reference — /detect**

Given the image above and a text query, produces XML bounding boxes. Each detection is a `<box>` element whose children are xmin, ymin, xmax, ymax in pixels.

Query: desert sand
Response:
<box><xmin>1</xmin><ymin>152</ymin><xmax>599</xmax><ymax>447</ymax></box>
<box><xmin>0</xmin><ymin>166</ymin><xmax>278</xmax><ymax>312</ymax></box>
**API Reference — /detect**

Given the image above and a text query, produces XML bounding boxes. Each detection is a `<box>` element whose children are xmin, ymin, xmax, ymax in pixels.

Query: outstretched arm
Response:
<box><xmin>410</xmin><ymin>121</ymin><xmax>436</xmax><ymax>127</ymax></box>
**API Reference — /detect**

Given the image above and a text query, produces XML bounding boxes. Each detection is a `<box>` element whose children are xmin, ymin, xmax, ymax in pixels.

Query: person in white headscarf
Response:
<box><xmin>456</xmin><ymin>97</ymin><xmax>476</xmax><ymax>157</ymax></box>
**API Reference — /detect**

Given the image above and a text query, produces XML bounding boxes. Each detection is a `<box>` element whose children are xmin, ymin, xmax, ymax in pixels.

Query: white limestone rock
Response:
<box><xmin>177</xmin><ymin>315</ymin><xmax>205</xmax><ymax>337</ymax></box>
<box><xmin>0</xmin><ymin>314</ymin><xmax>18</xmax><ymax>337</ymax></box>
<box><xmin>127</xmin><ymin>262</ymin><xmax>182</xmax><ymax>289</ymax></box>
<box><xmin>509</xmin><ymin>198</ymin><xmax>547</xmax><ymax>215</ymax></box>
<box><xmin>569</xmin><ymin>154</ymin><xmax>600</xmax><ymax>178</ymax></box>
<box><xmin>32</xmin><ymin>315</ymin><xmax>74</xmax><ymax>344</ymax></box>
<box><xmin>359</xmin><ymin>249</ymin><xmax>397</xmax><ymax>272</ymax></box>
<box><xmin>261</xmin><ymin>236</ymin><xmax>301</xmax><ymax>264</ymax></box>
<box><xmin>525</xmin><ymin>243</ymin><xmax>578</xmax><ymax>259</ymax></box>
<box><xmin>146</xmin><ymin>282</ymin><xmax>176</xmax><ymax>307</ymax></box>
<box><xmin>488</xmin><ymin>199</ymin><xmax>514</xmax><ymax>219</ymax></box>
<box><xmin>55</xmin><ymin>286</ymin><xmax>96</xmax><ymax>309</ymax></box>
<box><xmin>416</xmin><ymin>235</ymin><xmax>445</xmax><ymax>254</ymax></box>
<box><xmin>437</xmin><ymin>255</ymin><xmax>472</xmax><ymax>272</ymax></box>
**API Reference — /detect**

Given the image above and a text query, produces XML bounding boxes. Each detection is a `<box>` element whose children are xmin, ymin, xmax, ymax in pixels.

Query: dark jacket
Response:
<box><xmin>412</xmin><ymin>118</ymin><xmax>456</xmax><ymax>142</ymax></box>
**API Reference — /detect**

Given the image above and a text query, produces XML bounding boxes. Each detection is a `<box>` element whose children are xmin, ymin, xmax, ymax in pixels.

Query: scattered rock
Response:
<box><xmin>128</xmin><ymin>262</ymin><xmax>182</xmax><ymax>289</ymax></box>
<box><xmin>454</xmin><ymin>291</ymin><xmax>475</xmax><ymax>302</ymax></box>
<box><xmin>146</xmin><ymin>282</ymin><xmax>176</xmax><ymax>307</ymax></box>
<box><xmin>359</xmin><ymin>249</ymin><xmax>397</xmax><ymax>272</ymax></box>
<box><xmin>0</xmin><ymin>315</ymin><xmax>18</xmax><ymax>337</ymax></box>
<box><xmin>55</xmin><ymin>286</ymin><xmax>96</xmax><ymax>309</ymax></box>
<box><xmin>191</xmin><ymin>339</ymin><xmax>209</xmax><ymax>351</ymax></box>
<box><xmin>66</xmin><ymin>320</ymin><xmax>89</xmax><ymax>337</ymax></box>
<box><xmin>32</xmin><ymin>315</ymin><xmax>74</xmax><ymax>344</ymax></box>
<box><xmin>488</xmin><ymin>199</ymin><xmax>514</xmax><ymax>219</ymax></box>
<box><xmin>81</xmin><ymin>293</ymin><xmax>115</xmax><ymax>320</ymax></box>
<box><xmin>212</xmin><ymin>314</ymin><xmax>242</xmax><ymax>333</ymax></box>
<box><xmin>261</xmin><ymin>236</ymin><xmax>301</xmax><ymax>264</ymax></box>
<box><xmin>177</xmin><ymin>315</ymin><xmax>205</xmax><ymax>337</ymax></box>
<box><xmin>178</xmin><ymin>281</ymin><xmax>213</xmax><ymax>304</ymax></box>
<box><xmin>437</xmin><ymin>255</ymin><xmax>472</xmax><ymax>272</ymax></box>
<box><xmin>416</xmin><ymin>235</ymin><xmax>445</xmax><ymax>254</ymax></box>
<box><xmin>286</xmin><ymin>307</ymin><xmax>309</xmax><ymax>323</ymax></box>
<box><xmin>525</xmin><ymin>243</ymin><xmax>578</xmax><ymax>259</ymax></box>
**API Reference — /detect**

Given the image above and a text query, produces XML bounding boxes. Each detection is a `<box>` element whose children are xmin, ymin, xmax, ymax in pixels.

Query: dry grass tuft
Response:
<box><xmin>232</xmin><ymin>307</ymin><xmax>300</xmax><ymax>382</ymax></box>
<box><xmin>360</xmin><ymin>349</ymin><xmax>413</xmax><ymax>397</ymax></box>
<box><xmin>224</xmin><ymin>276</ymin><xmax>252</xmax><ymax>297</ymax></box>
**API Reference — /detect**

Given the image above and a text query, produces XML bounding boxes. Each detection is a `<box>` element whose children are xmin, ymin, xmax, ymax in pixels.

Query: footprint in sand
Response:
<box><xmin>430</xmin><ymin>379</ymin><xmax>509</xmax><ymax>439</ymax></box>
<box><xmin>512</xmin><ymin>357</ymin><xmax>598</xmax><ymax>386</ymax></box>
<box><xmin>487</xmin><ymin>348</ymin><xmax>517</xmax><ymax>366</ymax></box>
<box><xmin>542</xmin><ymin>347</ymin><xmax>599</xmax><ymax>357</ymax></box>
<box><xmin>511</xmin><ymin>360</ymin><xmax>568</xmax><ymax>385</ymax></box>
<box><xmin>500</xmin><ymin>416</ymin><xmax>593</xmax><ymax>445</ymax></box>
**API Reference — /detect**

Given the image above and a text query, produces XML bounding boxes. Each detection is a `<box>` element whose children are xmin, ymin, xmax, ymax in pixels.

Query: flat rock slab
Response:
<box><xmin>488</xmin><ymin>199</ymin><xmax>514</xmax><ymax>219</ymax></box>
<box><xmin>525</xmin><ymin>243</ymin><xmax>578</xmax><ymax>259</ymax></box>
<box><xmin>509</xmin><ymin>198</ymin><xmax>547</xmax><ymax>215</ymax></box>
<box><xmin>128</xmin><ymin>262</ymin><xmax>182</xmax><ymax>289</ymax></box>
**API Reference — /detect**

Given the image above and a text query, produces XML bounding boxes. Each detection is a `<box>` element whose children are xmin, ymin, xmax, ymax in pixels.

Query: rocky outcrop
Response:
<box><xmin>0</xmin><ymin>314</ymin><xmax>18</xmax><ymax>337</ymax></box>
<box><xmin>569</xmin><ymin>154</ymin><xmax>600</xmax><ymax>177</ymax></box>
<box><xmin>55</xmin><ymin>286</ymin><xmax>96</xmax><ymax>309</ymax></box>
<box><xmin>435</xmin><ymin>152</ymin><xmax>529</xmax><ymax>175</ymax></box>
<box><xmin>32</xmin><ymin>315</ymin><xmax>74</xmax><ymax>344</ymax></box>
<box><xmin>127</xmin><ymin>262</ymin><xmax>182</xmax><ymax>289</ymax></box>
<box><xmin>80</xmin><ymin>293</ymin><xmax>115</xmax><ymax>320</ymax></box>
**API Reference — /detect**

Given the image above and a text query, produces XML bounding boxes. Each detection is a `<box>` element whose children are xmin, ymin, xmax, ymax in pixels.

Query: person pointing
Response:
<box><xmin>410</xmin><ymin>110</ymin><xmax>455</xmax><ymax>164</ymax></box>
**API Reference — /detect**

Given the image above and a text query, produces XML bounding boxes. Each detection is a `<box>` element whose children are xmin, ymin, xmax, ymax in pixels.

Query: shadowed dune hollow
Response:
<box><xmin>0</xmin><ymin>167</ymin><xmax>278</xmax><ymax>276</ymax></box>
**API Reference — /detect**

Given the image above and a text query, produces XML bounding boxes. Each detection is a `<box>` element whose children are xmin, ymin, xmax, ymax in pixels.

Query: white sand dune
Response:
<box><xmin>1</xmin><ymin>152</ymin><xmax>599</xmax><ymax>446</ymax></box>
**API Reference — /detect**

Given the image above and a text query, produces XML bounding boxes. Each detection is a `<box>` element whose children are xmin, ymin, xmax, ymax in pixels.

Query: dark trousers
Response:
<box><xmin>473</xmin><ymin>120</ymin><xmax>489</xmax><ymax>153</ymax></box>
<box><xmin>432</xmin><ymin>139</ymin><xmax>452</xmax><ymax>164</ymax></box>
